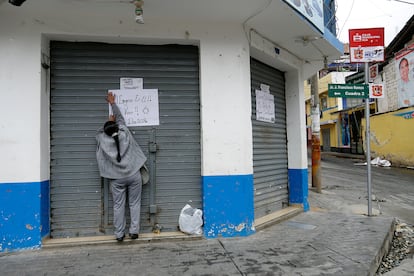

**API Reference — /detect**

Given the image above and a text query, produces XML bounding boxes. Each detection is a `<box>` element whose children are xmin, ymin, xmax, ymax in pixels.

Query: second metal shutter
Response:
<box><xmin>50</xmin><ymin>42</ymin><xmax>201</xmax><ymax>238</ymax></box>
<box><xmin>250</xmin><ymin>58</ymin><xmax>289</xmax><ymax>219</ymax></box>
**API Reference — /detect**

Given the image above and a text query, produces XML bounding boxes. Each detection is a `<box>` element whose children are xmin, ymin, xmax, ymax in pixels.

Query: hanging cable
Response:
<box><xmin>391</xmin><ymin>0</ymin><xmax>414</xmax><ymax>5</ymax></box>
<box><xmin>242</xmin><ymin>0</ymin><xmax>273</xmax><ymax>43</ymax></box>
<box><xmin>337</xmin><ymin>0</ymin><xmax>355</xmax><ymax>39</ymax></box>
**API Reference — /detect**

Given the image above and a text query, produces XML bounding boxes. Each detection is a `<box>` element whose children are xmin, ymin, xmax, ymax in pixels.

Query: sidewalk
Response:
<box><xmin>1</xmin><ymin>152</ymin><xmax>413</xmax><ymax>275</ymax></box>
<box><xmin>0</xmin><ymin>206</ymin><xmax>396</xmax><ymax>275</ymax></box>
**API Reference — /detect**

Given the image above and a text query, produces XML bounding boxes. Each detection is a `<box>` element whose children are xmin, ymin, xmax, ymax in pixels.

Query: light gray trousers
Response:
<box><xmin>110</xmin><ymin>170</ymin><xmax>142</xmax><ymax>239</ymax></box>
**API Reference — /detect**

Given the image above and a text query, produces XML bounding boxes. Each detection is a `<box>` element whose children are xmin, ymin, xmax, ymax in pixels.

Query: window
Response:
<box><xmin>320</xmin><ymin>96</ymin><xmax>328</xmax><ymax>110</ymax></box>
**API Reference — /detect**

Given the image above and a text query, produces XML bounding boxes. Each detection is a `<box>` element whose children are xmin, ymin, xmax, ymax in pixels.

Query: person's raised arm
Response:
<box><xmin>106</xmin><ymin>92</ymin><xmax>126</xmax><ymax>126</ymax></box>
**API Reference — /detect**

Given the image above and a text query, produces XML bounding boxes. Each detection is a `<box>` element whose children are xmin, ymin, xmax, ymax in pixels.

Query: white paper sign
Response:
<box><xmin>255</xmin><ymin>90</ymin><xmax>275</xmax><ymax>123</ymax></box>
<box><xmin>109</xmin><ymin>89</ymin><xmax>159</xmax><ymax>126</ymax></box>
<box><xmin>120</xmin><ymin>78</ymin><xmax>143</xmax><ymax>90</ymax></box>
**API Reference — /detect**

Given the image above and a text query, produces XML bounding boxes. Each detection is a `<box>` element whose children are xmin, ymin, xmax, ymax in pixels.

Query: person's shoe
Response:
<box><xmin>116</xmin><ymin>234</ymin><xmax>125</xmax><ymax>242</ymax></box>
<box><xmin>129</xmin><ymin>233</ymin><xmax>139</xmax><ymax>240</ymax></box>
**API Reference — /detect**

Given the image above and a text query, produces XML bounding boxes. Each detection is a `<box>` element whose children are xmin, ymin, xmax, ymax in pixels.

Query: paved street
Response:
<box><xmin>314</xmin><ymin>153</ymin><xmax>414</xmax><ymax>225</ymax></box>
<box><xmin>0</xmin><ymin>154</ymin><xmax>413</xmax><ymax>275</ymax></box>
<box><xmin>313</xmin><ymin>153</ymin><xmax>414</xmax><ymax>276</ymax></box>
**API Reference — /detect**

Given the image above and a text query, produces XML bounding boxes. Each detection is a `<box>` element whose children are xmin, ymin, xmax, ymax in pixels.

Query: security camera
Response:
<box><xmin>9</xmin><ymin>0</ymin><xmax>26</xmax><ymax>6</ymax></box>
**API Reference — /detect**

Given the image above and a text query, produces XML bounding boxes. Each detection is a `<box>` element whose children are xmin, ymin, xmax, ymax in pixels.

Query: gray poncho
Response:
<box><xmin>96</xmin><ymin>103</ymin><xmax>147</xmax><ymax>179</ymax></box>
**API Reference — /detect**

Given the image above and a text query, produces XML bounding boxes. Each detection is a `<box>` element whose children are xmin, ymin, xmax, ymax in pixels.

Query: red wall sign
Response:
<box><xmin>349</xmin><ymin>28</ymin><xmax>384</xmax><ymax>47</ymax></box>
<box><xmin>348</xmin><ymin>28</ymin><xmax>385</xmax><ymax>63</ymax></box>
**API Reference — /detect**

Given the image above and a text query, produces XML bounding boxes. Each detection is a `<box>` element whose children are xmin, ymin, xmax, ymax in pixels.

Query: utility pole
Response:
<box><xmin>348</xmin><ymin>27</ymin><xmax>384</xmax><ymax>216</ymax></box>
<box><xmin>310</xmin><ymin>73</ymin><xmax>322</xmax><ymax>193</ymax></box>
<box><xmin>364</xmin><ymin>63</ymin><xmax>372</xmax><ymax>216</ymax></box>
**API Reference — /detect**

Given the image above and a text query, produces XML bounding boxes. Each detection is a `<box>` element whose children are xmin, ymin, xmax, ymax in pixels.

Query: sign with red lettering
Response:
<box><xmin>349</xmin><ymin>28</ymin><xmax>384</xmax><ymax>63</ymax></box>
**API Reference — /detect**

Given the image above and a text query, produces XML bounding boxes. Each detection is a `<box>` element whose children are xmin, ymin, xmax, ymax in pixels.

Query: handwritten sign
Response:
<box><xmin>255</xmin><ymin>90</ymin><xmax>275</xmax><ymax>123</ymax></box>
<box><xmin>108</xmin><ymin>89</ymin><xmax>159</xmax><ymax>126</ymax></box>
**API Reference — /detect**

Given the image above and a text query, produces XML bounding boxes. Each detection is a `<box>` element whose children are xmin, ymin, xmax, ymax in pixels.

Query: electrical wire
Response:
<box><xmin>242</xmin><ymin>0</ymin><xmax>273</xmax><ymax>42</ymax></box>
<box><xmin>337</xmin><ymin>0</ymin><xmax>355</xmax><ymax>39</ymax></box>
<box><xmin>390</xmin><ymin>0</ymin><xmax>414</xmax><ymax>5</ymax></box>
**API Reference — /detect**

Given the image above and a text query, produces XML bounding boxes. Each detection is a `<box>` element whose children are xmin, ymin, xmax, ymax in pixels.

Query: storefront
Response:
<box><xmin>49</xmin><ymin>42</ymin><xmax>201</xmax><ymax>237</ymax></box>
<box><xmin>0</xmin><ymin>0</ymin><xmax>341</xmax><ymax>251</ymax></box>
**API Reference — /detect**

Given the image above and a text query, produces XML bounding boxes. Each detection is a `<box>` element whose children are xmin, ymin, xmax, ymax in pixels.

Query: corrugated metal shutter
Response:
<box><xmin>50</xmin><ymin>42</ymin><xmax>201</xmax><ymax>238</ymax></box>
<box><xmin>250</xmin><ymin>58</ymin><xmax>288</xmax><ymax>219</ymax></box>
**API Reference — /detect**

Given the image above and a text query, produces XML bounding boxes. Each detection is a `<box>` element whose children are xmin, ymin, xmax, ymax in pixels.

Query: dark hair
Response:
<box><xmin>104</xmin><ymin>121</ymin><xmax>121</xmax><ymax>162</ymax></box>
<box><xmin>399</xmin><ymin>58</ymin><xmax>408</xmax><ymax>69</ymax></box>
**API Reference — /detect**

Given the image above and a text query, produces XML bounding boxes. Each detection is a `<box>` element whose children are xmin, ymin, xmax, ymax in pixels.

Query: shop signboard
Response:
<box><xmin>349</xmin><ymin>28</ymin><xmax>385</xmax><ymax>63</ymax></box>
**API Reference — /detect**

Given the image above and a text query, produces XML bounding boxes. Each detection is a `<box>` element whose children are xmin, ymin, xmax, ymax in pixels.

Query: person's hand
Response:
<box><xmin>106</xmin><ymin>92</ymin><xmax>115</xmax><ymax>104</ymax></box>
<box><xmin>108</xmin><ymin>114</ymin><xmax>115</xmax><ymax>121</ymax></box>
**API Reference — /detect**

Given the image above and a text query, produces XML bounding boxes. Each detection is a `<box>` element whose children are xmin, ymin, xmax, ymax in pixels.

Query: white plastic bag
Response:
<box><xmin>178</xmin><ymin>204</ymin><xmax>203</xmax><ymax>235</ymax></box>
<box><xmin>370</xmin><ymin>157</ymin><xmax>391</xmax><ymax>167</ymax></box>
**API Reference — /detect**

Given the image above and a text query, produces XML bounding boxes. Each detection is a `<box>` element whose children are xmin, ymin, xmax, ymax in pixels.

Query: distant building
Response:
<box><xmin>306</xmin><ymin>15</ymin><xmax>414</xmax><ymax>166</ymax></box>
<box><xmin>361</xmin><ymin>15</ymin><xmax>414</xmax><ymax>167</ymax></box>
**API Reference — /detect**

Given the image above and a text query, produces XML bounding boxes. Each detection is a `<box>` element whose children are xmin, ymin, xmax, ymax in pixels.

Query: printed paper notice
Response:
<box><xmin>120</xmin><ymin>78</ymin><xmax>143</xmax><ymax>90</ymax></box>
<box><xmin>108</xmin><ymin>89</ymin><xmax>159</xmax><ymax>126</ymax></box>
<box><xmin>260</xmin><ymin>84</ymin><xmax>270</xmax><ymax>93</ymax></box>
<box><xmin>256</xmin><ymin>90</ymin><xmax>275</xmax><ymax>123</ymax></box>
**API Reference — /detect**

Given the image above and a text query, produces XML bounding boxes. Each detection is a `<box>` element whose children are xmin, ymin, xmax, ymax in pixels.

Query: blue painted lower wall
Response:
<box><xmin>288</xmin><ymin>168</ymin><xmax>309</xmax><ymax>211</ymax></box>
<box><xmin>0</xmin><ymin>181</ymin><xmax>50</xmax><ymax>252</ymax></box>
<box><xmin>202</xmin><ymin>174</ymin><xmax>255</xmax><ymax>238</ymax></box>
<box><xmin>40</xmin><ymin>181</ymin><xmax>50</xmax><ymax>237</ymax></box>
<box><xmin>1</xmin><ymin>171</ymin><xmax>307</xmax><ymax>250</ymax></box>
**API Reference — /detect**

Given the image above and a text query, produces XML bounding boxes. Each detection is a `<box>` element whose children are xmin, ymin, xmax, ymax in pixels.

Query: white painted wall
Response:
<box><xmin>0</xmin><ymin>6</ymin><xmax>259</xmax><ymax>181</ymax></box>
<box><xmin>0</xmin><ymin>26</ymin><xmax>43</xmax><ymax>182</ymax></box>
<box><xmin>199</xmin><ymin>28</ymin><xmax>253</xmax><ymax>176</ymax></box>
<box><xmin>285</xmin><ymin>70</ymin><xmax>308</xmax><ymax>170</ymax></box>
<box><xmin>1</xmin><ymin>0</ymin><xmax>314</xmax><ymax>182</ymax></box>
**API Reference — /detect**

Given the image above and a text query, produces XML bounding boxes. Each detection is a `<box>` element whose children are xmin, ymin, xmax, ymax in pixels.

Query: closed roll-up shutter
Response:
<box><xmin>250</xmin><ymin>58</ymin><xmax>288</xmax><ymax>219</ymax></box>
<box><xmin>50</xmin><ymin>42</ymin><xmax>201</xmax><ymax>238</ymax></box>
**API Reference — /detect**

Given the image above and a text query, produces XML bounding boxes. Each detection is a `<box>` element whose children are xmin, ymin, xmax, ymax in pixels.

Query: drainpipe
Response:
<box><xmin>310</xmin><ymin>73</ymin><xmax>322</xmax><ymax>193</ymax></box>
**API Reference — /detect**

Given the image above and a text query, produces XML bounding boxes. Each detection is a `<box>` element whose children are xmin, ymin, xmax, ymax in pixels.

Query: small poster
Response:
<box><xmin>256</xmin><ymin>89</ymin><xmax>275</xmax><ymax>123</ymax></box>
<box><xmin>120</xmin><ymin>78</ymin><xmax>143</xmax><ymax>90</ymax></box>
<box><xmin>108</xmin><ymin>89</ymin><xmax>159</xmax><ymax>126</ymax></box>
<box><xmin>260</xmin><ymin>84</ymin><xmax>270</xmax><ymax>93</ymax></box>
<box><xmin>369</xmin><ymin>64</ymin><xmax>379</xmax><ymax>82</ymax></box>
<box><xmin>369</xmin><ymin>84</ymin><xmax>385</xmax><ymax>98</ymax></box>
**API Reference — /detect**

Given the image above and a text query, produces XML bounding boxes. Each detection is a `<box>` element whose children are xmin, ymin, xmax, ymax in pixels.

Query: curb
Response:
<box><xmin>42</xmin><ymin>232</ymin><xmax>203</xmax><ymax>250</ymax></box>
<box><xmin>42</xmin><ymin>206</ymin><xmax>303</xmax><ymax>250</ymax></box>
<box><xmin>369</xmin><ymin>218</ymin><xmax>398</xmax><ymax>275</ymax></box>
<box><xmin>254</xmin><ymin>206</ymin><xmax>303</xmax><ymax>231</ymax></box>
